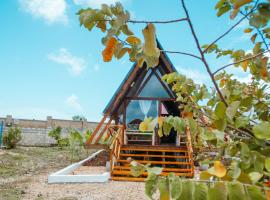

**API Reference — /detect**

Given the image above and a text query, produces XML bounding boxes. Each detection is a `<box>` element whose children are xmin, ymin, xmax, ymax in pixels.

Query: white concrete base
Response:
<box><xmin>48</xmin><ymin>149</ymin><xmax>110</xmax><ymax>183</ymax></box>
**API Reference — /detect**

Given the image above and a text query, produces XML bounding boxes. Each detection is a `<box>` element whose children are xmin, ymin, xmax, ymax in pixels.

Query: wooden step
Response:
<box><xmin>117</xmin><ymin>159</ymin><xmax>191</xmax><ymax>165</ymax></box>
<box><xmin>120</xmin><ymin>154</ymin><xmax>189</xmax><ymax>159</ymax></box>
<box><xmin>113</xmin><ymin>166</ymin><xmax>193</xmax><ymax>172</ymax></box>
<box><xmin>121</xmin><ymin>147</ymin><xmax>188</xmax><ymax>153</ymax></box>
<box><xmin>112</xmin><ymin>170</ymin><xmax>193</xmax><ymax>177</ymax></box>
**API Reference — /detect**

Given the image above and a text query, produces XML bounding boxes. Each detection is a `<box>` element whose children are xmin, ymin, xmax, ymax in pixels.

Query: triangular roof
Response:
<box><xmin>103</xmin><ymin>40</ymin><xmax>178</xmax><ymax>116</ymax></box>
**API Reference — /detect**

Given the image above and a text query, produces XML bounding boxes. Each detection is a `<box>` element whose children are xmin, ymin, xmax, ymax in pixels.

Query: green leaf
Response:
<box><xmin>121</xmin><ymin>24</ymin><xmax>134</xmax><ymax>35</ymax></box>
<box><xmin>215</xmin><ymin>101</ymin><xmax>226</xmax><ymax>119</ymax></box>
<box><xmin>248</xmin><ymin>172</ymin><xmax>263</xmax><ymax>184</ymax></box>
<box><xmin>179</xmin><ymin>180</ymin><xmax>194</xmax><ymax>200</ymax></box>
<box><xmin>116</xmin><ymin>47</ymin><xmax>130</xmax><ymax>59</ymax></box>
<box><xmin>214</xmin><ymin>118</ymin><xmax>227</xmax><ymax>131</ymax></box>
<box><xmin>202</xmin><ymin>129</ymin><xmax>216</xmax><ymax>141</ymax></box>
<box><xmin>101</xmin><ymin>4</ymin><xmax>112</xmax><ymax>16</ymax></box>
<box><xmin>145</xmin><ymin>173</ymin><xmax>158</xmax><ymax>199</ymax></box>
<box><xmin>244</xmin><ymin>28</ymin><xmax>253</xmax><ymax>33</ymax></box>
<box><xmin>158</xmin><ymin>178</ymin><xmax>170</xmax><ymax>200</ymax></box>
<box><xmin>173</xmin><ymin>117</ymin><xmax>185</xmax><ymax>133</ymax></box>
<box><xmin>168</xmin><ymin>173</ymin><xmax>182</xmax><ymax>200</ymax></box>
<box><xmin>216</xmin><ymin>2</ymin><xmax>231</xmax><ymax>17</ymax></box>
<box><xmin>265</xmin><ymin>157</ymin><xmax>270</xmax><ymax>172</ymax></box>
<box><xmin>253</xmin><ymin>42</ymin><xmax>262</xmax><ymax>54</ymax></box>
<box><xmin>228</xmin><ymin>162</ymin><xmax>241</xmax><ymax>180</ymax></box>
<box><xmin>147</xmin><ymin>167</ymin><xmax>163</xmax><ymax>175</ymax></box>
<box><xmin>252</xmin><ymin>121</ymin><xmax>270</xmax><ymax>140</ymax></box>
<box><xmin>235</xmin><ymin>116</ymin><xmax>249</xmax><ymax>128</ymax></box>
<box><xmin>227</xmin><ymin>182</ymin><xmax>247</xmax><ymax>200</ymax></box>
<box><xmin>194</xmin><ymin>182</ymin><xmax>208</xmax><ymax>200</ymax></box>
<box><xmin>130</xmin><ymin>161</ymin><xmax>145</xmax><ymax>177</ymax></box>
<box><xmin>207</xmin><ymin>182</ymin><xmax>227</xmax><ymax>200</ymax></box>
<box><xmin>246</xmin><ymin>185</ymin><xmax>267</xmax><ymax>200</ymax></box>
<box><xmin>200</xmin><ymin>171</ymin><xmax>213</xmax><ymax>180</ymax></box>
<box><xmin>253</xmin><ymin>152</ymin><xmax>265</xmax><ymax>173</ymax></box>
<box><xmin>249</xmin><ymin>13</ymin><xmax>268</xmax><ymax>28</ymax></box>
<box><xmin>251</xmin><ymin>33</ymin><xmax>258</xmax><ymax>43</ymax></box>
<box><xmin>212</xmin><ymin>129</ymin><xmax>225</xmax><ymax>141</ymax></box>
<box><xmin>226</xmin><ymin>101</ymin><xmax>240</xmax><ymax>121</ymax></box>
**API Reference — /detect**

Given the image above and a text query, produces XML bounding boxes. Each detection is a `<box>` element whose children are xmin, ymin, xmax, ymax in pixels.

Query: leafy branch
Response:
<box><xmin>213</xmin><ymin>48</ymin><xmax>270</xmax><ymax>75</ymax></box>
<box><xmin>203</xmin><ymin>1</ymin><xmax>259</xmax><ymax>53</ymax></box>
<box><xmin>181</xmin><ymin>0</ymin><xmax>228</xmax><ymax>106</ymax></box>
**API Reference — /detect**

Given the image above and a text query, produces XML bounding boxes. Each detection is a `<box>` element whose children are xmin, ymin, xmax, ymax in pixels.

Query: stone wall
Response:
<box><xmin>0</xmin><ymin>115</ymin><xmax>100</xmax><ymax>146</ymax></box>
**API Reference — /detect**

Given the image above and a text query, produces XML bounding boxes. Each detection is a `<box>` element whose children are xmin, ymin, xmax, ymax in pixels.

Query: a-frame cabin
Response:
<box><xmin>87</xmin><ymin>41</ymin><xmax>194</xmax><ymax>181</ymax></box>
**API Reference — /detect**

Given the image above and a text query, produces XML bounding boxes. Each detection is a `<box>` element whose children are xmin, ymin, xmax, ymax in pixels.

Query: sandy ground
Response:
<box><xmin>0</xmin><ymin>147</ymin><xmax>148</xmax><ymax>200</ymax></box>
<box><xmin>71</xmin><ymin>166</ymin><xmax>107</xmax><ymax>175</ymax></box>
<box><xmin>19</xmin><ymin>173</ymin><xmax>147</xmax><ymax>200</ymax></box>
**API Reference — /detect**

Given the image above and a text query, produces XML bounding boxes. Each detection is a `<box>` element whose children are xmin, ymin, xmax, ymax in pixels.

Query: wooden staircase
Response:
<box><xmin>110</xmin><ymin>127</ymin><xmax>194</xmax><ymax>181</ymax></box>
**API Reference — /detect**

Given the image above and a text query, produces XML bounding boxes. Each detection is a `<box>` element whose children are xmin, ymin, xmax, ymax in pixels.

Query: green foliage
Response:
<box><xmin>48</xmin><ymin>127</ymin><xmax>69</xmax><ymax>148</ymax></box>
<box><xmin>72</xmin><ymin>115</ymin><xmax>87</xmax><ymax>121</ymax></box>
<box><xmin>252</xmin><ymin>121</ymin><xmax>270</xmax><ymax>140</ymax></box>
<box><xmin>48</xmin><ymin>127</ymin><xmax>62</xmax><ymax>144</ymax></box>
<box><xmin>68</xmin><ymin>129</ymin><xmax>84</xmax><ymax>162</ymax></box>
<box><xmin>77</xmin><ymin>2</ymin><xmax>161</xmax><ymax>68</ymax></box>
<box><xmin>77</xmin><ymin>1</ymin><xmax>270</xmax><ymax>196</ymax></box>
<box><xmin>130</xmin><ymin>162</ymin><xmax>269</xmax><ymax>200</ymax></box>
<box><xmin>84</xmin><ymin>129</ymin><xmax>92</xmax><ymax>142</ymax></box>
<box><xmin>2</xmin><ymin>127</ymin><xmax>22</xmax><ymax>149</ymax></box>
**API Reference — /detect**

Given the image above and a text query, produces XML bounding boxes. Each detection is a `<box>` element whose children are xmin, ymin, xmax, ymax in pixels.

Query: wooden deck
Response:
<box><xmin>110</xmin><ymin>144</ymin><xmax>194</xmax><ymax>181</ymax></box>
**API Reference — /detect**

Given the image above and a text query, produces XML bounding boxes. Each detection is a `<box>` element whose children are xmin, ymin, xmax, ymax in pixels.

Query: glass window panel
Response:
<box><xmin>139</xmin><ymin>74</ymin><xmax>170</xmax><ymax>98</ymax></box>
<box><xmin>126</xmin><ymin>100</ymin><xmax>158</xmax><ymax>130</ymax></box>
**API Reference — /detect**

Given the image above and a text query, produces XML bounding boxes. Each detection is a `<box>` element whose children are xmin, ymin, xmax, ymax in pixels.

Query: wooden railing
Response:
<box><xmin>186</xmin><ymin>126</ymin><xmax>195</xmax><ymax>176</ymax></box>
<box><xmin>108</xmin><ymin>125</ymin><xmax>125</xmax><ymax>176</ymax></box>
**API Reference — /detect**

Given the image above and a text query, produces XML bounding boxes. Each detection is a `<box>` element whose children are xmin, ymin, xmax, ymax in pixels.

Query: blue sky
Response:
<box><xmin>0</xmin><ymin>0</ymin><xmax>252</xmax><ymax>121</ymax></box>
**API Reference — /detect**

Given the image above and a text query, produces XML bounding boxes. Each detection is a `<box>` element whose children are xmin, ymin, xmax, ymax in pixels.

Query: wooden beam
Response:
<box><xmin>94</xmin><ymin>117</ymin><xmax>113</xmax><ymax>144</ymax></box>
<box><xmin>107</xmin><ymin>64</ymin><xmax>142</xmax><ymax>115</ymax></box>
<box><xmin>86</xmin><ymin>114</ymin><xmax>108</xmax><ymax>145</ymax></box>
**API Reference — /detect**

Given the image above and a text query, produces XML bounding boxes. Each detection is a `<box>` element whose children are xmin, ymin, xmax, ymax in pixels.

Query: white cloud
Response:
<box><xmin>176</xmin><ymin>66</ymin><xmax>209</xmax><ymax>85</ymax></box>
<box><xmin>48</xmin><ymin>48</ymin><xmax>86</xmax><ymax>75</ymax></box>
<box><xmin>66</xmin><ymin>94</ymin><xmax>82</xmax><ymax>111</ymax></box>
<box><xmin>19</xmin><ymin>0</ymin><xmax>68</xmax><ymax>24</ymax></box>
<box><xmin>73</xmin><ymin>0</ymin><xmax>126</xmax><ymax>8</ymax></box>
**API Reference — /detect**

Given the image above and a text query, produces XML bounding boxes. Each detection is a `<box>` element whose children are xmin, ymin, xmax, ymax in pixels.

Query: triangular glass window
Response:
<box><xmin>138</xmin><ymin>73</ymin><xmax>171</xmax><ymax>98</ymax></box>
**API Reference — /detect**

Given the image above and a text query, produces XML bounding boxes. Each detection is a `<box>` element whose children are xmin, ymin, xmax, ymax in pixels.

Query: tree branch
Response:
<box><xmin>114</xmin><ymin>33</ymin><xmax>202</xmax><ymax>60</ymax></box>
<box><xmin>101</xmin><ymin>18</ymin><xmax>188</xmax><ymax>24</ymax></box>
<box><xmin>181</xmin><ymin>0</ymin><xmax>228</xmax><ymax>106</ymax></box>
<box><xmin>239</xmin><ymin>10</ymin><xmax>270</xmax><ymax>51</ymax></box>
<box><xmin>161</xmin><ymin>50</ymin><xmax>202</xmax><ymax>60</ymax></box>
<box><xmin>213</xmin><ymin>49</ymin><xmax>270</xmax><ymax>75</ymax></box>
<box><xmin>127</xmin><ymin>18</ymin><xmax>188</xmax><ymax>24</ymax></box>
<box><xmin>203</xmin><ymin>2</ymin><xmax>259</xmax><ymax>54</ymax></box>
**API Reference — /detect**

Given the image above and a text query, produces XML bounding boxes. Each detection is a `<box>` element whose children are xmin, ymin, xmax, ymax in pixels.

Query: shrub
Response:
<box><xmin>84</xmin><ymin>129</ymin><xmax>92</xmax><ymax>143</ymax></box>
<box><xmin>58</xmin><ymin>138</ymin><xmax>69</xmax><ymax>149</ymax></box>
<box><xmin>68</xmin><ymin>130</ymin><xmax>83</xmax><ymax>161</ymax></box>
<box><xmin>48</xmin><ymin>127</ymin><xmax>69</xmax><ymax>148</ymax></box>
<box><xmin>3</xmin><ymin>127</ymin><xmax>22</xmax><ymax>149</ymax></box>
<box><xmin>48</xmin><ymin>126</ymin><xmax>62</xmax><ymax>143</ymax></box>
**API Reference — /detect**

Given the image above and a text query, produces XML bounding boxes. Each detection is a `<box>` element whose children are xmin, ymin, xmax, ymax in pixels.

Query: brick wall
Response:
<box><xmin>0</xmin><ymin>115</ymin><xmax>100</xmax><ymax>146</ymax></box>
